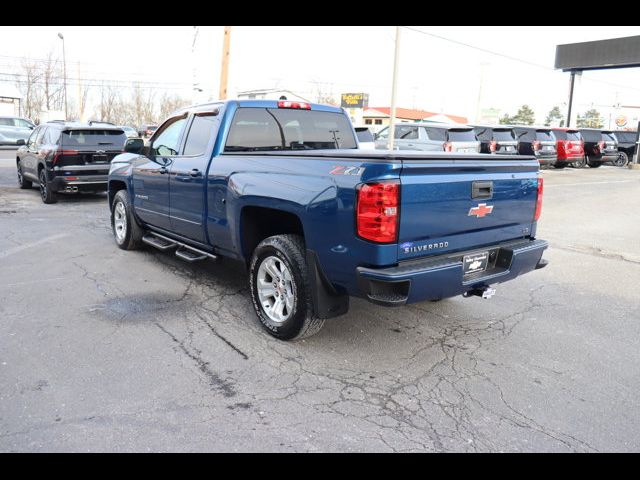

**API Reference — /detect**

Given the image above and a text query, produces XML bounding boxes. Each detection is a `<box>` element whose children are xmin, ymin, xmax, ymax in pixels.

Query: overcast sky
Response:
<box><xmin>1</xmin><ymin>26</ymin><xmax>640</xmax><ymax>126</ymax></box>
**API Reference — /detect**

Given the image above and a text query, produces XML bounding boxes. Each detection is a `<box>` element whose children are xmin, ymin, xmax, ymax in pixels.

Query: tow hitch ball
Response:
<box><xmin>463</xmin><ymin>286</ymin><xmax>496</xmax><ymax>300</ymax></box>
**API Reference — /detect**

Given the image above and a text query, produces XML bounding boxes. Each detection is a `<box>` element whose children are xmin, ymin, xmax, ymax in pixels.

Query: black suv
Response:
<box><xmin>579</xmin><ymin>128</ymin><xmax>619</xmax><ymax>168</ymax></box>
<box><xmin>613</xmin><ymin>130</ymin><xmax>637</xmax><ymax>167</ymax></box>
<box><xmin>511</xmin><ymin>126</ymin><xmax>557</xmax><ymax>166</ymax></box>
<box><xmin>15</xmin><ymin>122</ymin><xmax>127</xmax><ymax>204</ymax></box>
<box><xmin>472</xmin><ymin>125</ymin><xmax>518</xmax><ymax>155</ymax></box>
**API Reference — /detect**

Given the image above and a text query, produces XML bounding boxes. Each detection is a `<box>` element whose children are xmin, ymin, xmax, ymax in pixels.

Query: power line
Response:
<box><xmin>401</xmin><ymin>26</ymin><xmax>640</xmax><ymax>94</ymax></box>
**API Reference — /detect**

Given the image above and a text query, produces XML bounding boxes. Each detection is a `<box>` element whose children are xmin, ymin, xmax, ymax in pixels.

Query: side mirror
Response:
<box><xmin>124</xmin><ymin>137</ymin><xmax>145</xmax><ymax>154</ymax></box>
<box><xmin>16</xmin><ymin>139</ymin><xmax>25</xmax><ymax>146</ymax></box>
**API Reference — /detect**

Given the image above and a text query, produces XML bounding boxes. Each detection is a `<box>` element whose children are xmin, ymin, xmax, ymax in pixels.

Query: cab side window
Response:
<box><xmin>27</xmin><ymin>127</ymin><xmax>41</xmax><ymax>149</ymax></box>
<box><xmin>182</xmin><ymin>113</ymin><xmax>219</xmax><ymax>156</ymax></box>
<box><xmin>151</xmin><ymin>116</ymin><xmax>188</xmax><ymax>156</ymax></box>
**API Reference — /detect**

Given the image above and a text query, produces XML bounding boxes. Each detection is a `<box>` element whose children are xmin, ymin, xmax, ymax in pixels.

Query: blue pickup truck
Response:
<box><xmin>108</xmin><ymin>99</ymin><xmax>548</xmax><ymax>340</ymax></box>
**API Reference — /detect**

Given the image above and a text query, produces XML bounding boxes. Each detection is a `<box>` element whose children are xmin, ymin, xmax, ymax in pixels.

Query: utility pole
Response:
<box><xmin>192</xmin><ymin>26</ymin><xmax>201</xmax><ymax>103</ymax></box>
<box><xmin>77</xmin><ymin>62</ymin><xmax>83</xmax><ymax>121</ymax></box>
<box><xmin>219</xmin><ymin>26</ymin><xmax>231</xmax><ymax>100</ymax></box>
<box><xmin>388</xmin><ymin>26</ymin><xmax>401</xmax><ymax>150</ymax></box>
<box><xmin>58</xmin><ymin>33</ymin><xmax>68</xmax><ymax>120</ymax></box>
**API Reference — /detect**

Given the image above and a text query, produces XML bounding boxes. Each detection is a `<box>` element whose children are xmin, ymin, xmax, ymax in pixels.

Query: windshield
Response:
<box><xmin>225</xmin><ymin>107</ymin><xmax>357</xmax><ymax>151</ymax></box>
<box><xmin>355</xmin><ymin>128</ymin><xmax>374</xmax><ymax>143</ymax></box>
<box><xmin>61</xmin><ymin>129</ymin><xmax>127</xmax><ymax>147</ymax></box>
<box><xmin>447</xmin><ymin>129</ymin><xmax>476</xmax><ymax>142</ymax></box>
<box><xmin>493</xmin><ymin>129</ymin><xmax>515</xmax><ymax>141</ymax></box>
<box><xmin>536</xmin><ymin>130</ymin><xmax>555</xmax><ymax>141</ymax></box>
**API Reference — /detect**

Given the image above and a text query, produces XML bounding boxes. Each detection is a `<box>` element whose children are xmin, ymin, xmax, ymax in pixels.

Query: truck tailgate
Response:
<box><xmin>398</xmin><ymin>157</ymin><xmax>540</xmax><ymax>261</ymax></box>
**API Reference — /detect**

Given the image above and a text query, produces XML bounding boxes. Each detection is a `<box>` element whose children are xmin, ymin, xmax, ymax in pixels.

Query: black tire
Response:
<box><xmin>249</xmin><ymin>234</ymin><xmax>325</xmax><ymax>340</ymax></box>
<box><xmin>572</xmin><ymin>156</ymin><xmax>586</xmax><ymax>168</ymax></box>
<box><xmin>614</xmin><ymin>151</ymin><xmax>628</xmax><ymax>167</ymax></box>
<box><xmin>111</xmin><ymin>189</ymin><xmax>144</xmax><ymax>250</ymax></box>
<box><xmin>17</xmin><ymin>161</ymin><xmax>32</xmax><ymax>189</ymax></box>
<box><xmin>587</xmin><ymin>157</ymin><xmax>603</xmax><ymax>168</ymax></box>
<box><xmin>553</xmin><ymin>162</ymin><xmax>566</xmax><ymax>169</ymax></box>
<box><xmin>38</xmin><ymin>168</ymin><xmax>57</xmax><ymax>204</ymax></box>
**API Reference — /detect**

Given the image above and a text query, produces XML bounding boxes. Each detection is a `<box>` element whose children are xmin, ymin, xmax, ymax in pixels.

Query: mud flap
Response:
<box><xmin>306</xmin><ymin>250</ymin><xmax>349</xmax><ymax>319</ymax></box>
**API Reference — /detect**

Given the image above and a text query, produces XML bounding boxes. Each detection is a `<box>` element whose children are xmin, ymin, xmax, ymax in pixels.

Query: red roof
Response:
<box><xmin>364</xmin><ymin>107</ymin><xmax>468</xmax><ymax>124</ymax></box>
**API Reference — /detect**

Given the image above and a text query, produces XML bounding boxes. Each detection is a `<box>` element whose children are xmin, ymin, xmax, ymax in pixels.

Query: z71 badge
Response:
<box><xmin>330</xmin><ymin>166</ymin><xmax>364</xmax><ymax>176</ymax></box>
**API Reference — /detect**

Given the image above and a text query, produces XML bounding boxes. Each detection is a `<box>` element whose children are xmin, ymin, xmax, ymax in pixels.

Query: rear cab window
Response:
<box><xmin>225</xmin><ymin>107</ymin><xmax>357</xmax><ymax>151</ymax></box>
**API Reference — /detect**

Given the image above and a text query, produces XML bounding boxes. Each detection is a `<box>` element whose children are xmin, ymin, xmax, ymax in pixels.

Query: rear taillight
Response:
<box><xmin>443</xmin><ymin>142</ymin><xmax>453</xmax><ymax>152</ymax></box>
<box><xmin>532</xmin><ymin>140</ymin><xmax>541</xmax><ymax>151</ymax></box>
<box><xmin>597</xmin><ymin>140</ymin><xmax>605</xmax><ymax>151</ymax></box>
<box><xmin>52</xmin><ymin>149</ymin><xmax>79</xmax><ymax>165</ymax></box>
<box><xmin>489</xmin><ymin>140</ymin><xmax>497</xmax><ymax>153</ymax></box>
<box><xmin>356</xmin><ymin>181</ymin><xmax>399</xmax><ymax>243</ymax></box>
<box><xmin>534</xmin><ymin>177</ymin><xmax>543</xmax><ymax>221</ymax></box>
<box><xmin>277</xmin><ymin>100</ymin><xmax>311</xmax><ymax>110</ymax></box>
<box><xmin>564</xmin><ymin>140</ymin><xmax>572</xmax><ymax>150</ymax></box>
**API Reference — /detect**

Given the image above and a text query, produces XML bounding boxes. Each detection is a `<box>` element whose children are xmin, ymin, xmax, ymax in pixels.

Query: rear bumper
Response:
<box><xmin>536</xmin><ymin>155</ymin><xmax>557</xmax><ymax>165</ymax></box>
<box><xmin>356</xmin><ymin>239</ymin><xmax>548</xmax><ymax>306</ymax></box>
<box><xmin>50</xmin><ymin>174</ymin><xmax>108</xmax><ymax>192</ymax></box>
<box><xmin>557</xmin><ymin>154</ymin><xmax>583</xmax><ymax>163</ymax></box>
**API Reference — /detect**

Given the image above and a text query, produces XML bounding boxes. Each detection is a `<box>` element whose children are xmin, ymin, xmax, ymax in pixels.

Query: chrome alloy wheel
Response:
<box><xmin>256</xmin><ymin>255</ymin><xmax>295</xmax><ymax>323</ymax></box>
<box><xmin>113</xmin><ymin>201</ymin><xmax>128</xmax><ymax>244</ymax></box>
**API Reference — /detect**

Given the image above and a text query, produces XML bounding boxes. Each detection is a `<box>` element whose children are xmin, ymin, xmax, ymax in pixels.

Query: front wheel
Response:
<box><xmin>111</xmin><ymin>190</ymin><xmax>144</xmax><ymax>250</ymax></box>
<box><xmin>38</xmin><ymin>169</ymin><xmax>57</xmax><ymax>204</ymax></box>
<box><xmin>249</xmin><ymin>234</ymin><xmax>325</xmax><ymax>340</ymax></box>
<box><xmin>572</xmin><ymin>156</ymin><xmax>586</xmax><ymax>168</ymax></box>
<box><xmin>614</xmin><ymin>151</ymin><xmax>628</xmax><ymax>167</ymax></box>
<box><xmin>17</xmin><ymin>162</ymin><xmax>32</xmax><ymax>189</ymax></box>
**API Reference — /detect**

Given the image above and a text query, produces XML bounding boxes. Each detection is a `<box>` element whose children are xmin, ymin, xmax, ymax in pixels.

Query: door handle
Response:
<box><xmin>189</xmin><ymin>169</ymin><xmax>202</xmax><ymax>178</ymax></box>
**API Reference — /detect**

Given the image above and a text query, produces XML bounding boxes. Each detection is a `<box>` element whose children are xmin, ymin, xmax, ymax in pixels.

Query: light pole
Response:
<box><xmin>58</xmin><ymin>32</ymin><xmax>68</xmax><ymax>120</ymax></box>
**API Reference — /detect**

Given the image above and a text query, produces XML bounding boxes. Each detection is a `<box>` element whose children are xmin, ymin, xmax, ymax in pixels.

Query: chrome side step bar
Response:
<box><xmin>142</xmin><ymin>231</ymin><xmax>217</xmax><ymax>262</ymax></box>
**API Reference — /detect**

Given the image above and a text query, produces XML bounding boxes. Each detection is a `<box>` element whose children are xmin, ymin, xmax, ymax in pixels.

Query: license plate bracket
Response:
<box><xmin>463</xmin><ymin>251</ymin><xmax>489</xmax><ymax>275</ymax></box>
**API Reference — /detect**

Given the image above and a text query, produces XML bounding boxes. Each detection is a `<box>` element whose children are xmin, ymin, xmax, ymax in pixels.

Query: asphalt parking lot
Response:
<box><xmin>1</xmin><ymin>148</ymin><xmax>639</xmax><ymax>452</ymax></box>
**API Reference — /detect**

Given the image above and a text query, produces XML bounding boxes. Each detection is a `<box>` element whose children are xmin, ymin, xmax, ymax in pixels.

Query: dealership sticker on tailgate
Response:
<box><xmin>463</xmin><ymin>252</ymin><xmax>489</xmax><ymax>275</ymax></box>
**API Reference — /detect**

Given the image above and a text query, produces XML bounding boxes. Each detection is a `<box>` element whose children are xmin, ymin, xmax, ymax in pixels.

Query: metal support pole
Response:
<box><xmin>566</xmin><ymin>71</ymin><xmax>576</xmax><ymax>128</ymax></box>
<box><xmin>219</xmin><ymin>26</ymin><xmax>231</xmax><ymax>101</ymax></box>
<box><xmin>388</xmin><ymin>26</ymin><xmax>401</xmax><ymax>150</ymax></box>
<box><xmin>58</xmin><ymin>33</ymin><xmax>68</xmax><ymax>121</ymax></box>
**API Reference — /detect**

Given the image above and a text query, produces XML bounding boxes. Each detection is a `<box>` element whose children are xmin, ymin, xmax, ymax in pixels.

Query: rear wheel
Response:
<box><xmin>111</xmin><ymin>190</ymin><xmax>144</xmax><ymax>250</ymax></box>
<box><xmin>587</xmin><ymin>157</ymin><xmax>603</xmax><ymax>168</ymax></box>
<box><xmin>572</xmin><ymin>156</ymin><xmax>586</xmax><ymax>168</ymax></box>
<box><xmin>249</xmin><ymin>234</ymin><xmax>325</xmax><ymax>340</ymax></box>
<box><xmin>38</xmin><ymin>169</ymin><xmax>57</xmax><ymax>204</ymax></box>
<box><xmin>614</xmin><ymin>151</ymin><xmax>628</xmax><ymax>167</ymax></box>
<box><xmin>17</xmin><ymin>162</ymin><xmax>32</xmax><ymax>189</ymax></box>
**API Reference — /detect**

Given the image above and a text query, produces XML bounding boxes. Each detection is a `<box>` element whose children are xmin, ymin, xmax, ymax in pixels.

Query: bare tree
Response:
<box><xmin>18</xmin><ymin>59</ymin><xmax>44</xmax><ymax>122</ymax></box>
<box><xmin>158</xmin><ymin>93</ymin><xmax>190</xmax><ymax>121</ymax></box>
<box><xmin>41</xmin><ymin>50</ymin><xmax>64</xmax><ymax>112</ymax></box>
<box><xmin>132</xmin><ymin>84</ymin><xmax>156</xmax><ymax>126</ymax></box>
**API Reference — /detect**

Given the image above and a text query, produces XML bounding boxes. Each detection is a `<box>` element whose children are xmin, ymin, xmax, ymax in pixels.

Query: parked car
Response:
<box><xmin>551</xmin><ymin>128</ymin><xmax>585</xmax><ymax>169</ymax></box>
<box><xmin>0</xmin><ymin>116</ymin><xmax>35</xmax><ymax>146</ymax></box>
<box><xmin>375</xmin><ymin>123</ymin><xmax>480</xmax><ymax>153</ymax></box>
<box><xmin>579</xmin><ymin>128</ymin><xmax>619</xmax><ymax>168</ymax></box>
<box><xmin>511</xmin><ymin>126</ymin><xmax>557</xmax><ymax>167</ymax></box>
<box><xmin>138</xmin><ymin>124</ymin><xmax>158</xmax><ymax>138</ymax></box>
<box><xmin>472</xmin><ymin>125</ymin><xmax>518</xmax><ymax>155</ymax></box>
<box><xmin>108</xmin><ymin>99</ymin><xmax>547</xmax><ymax>340</ymax></box>
<box><xmin>613</xmin><ymin>130</ymin><xmax>637</xmax><ymax>167</ymax></box>
<box><xmin>354</xmin><ymin>127</ymin><xmax>376</xmax><ymax>150</ymax></box>
<box><xmin>119</xmin><ymin>125</ymin><xmax>139</xmax><ymax>139</ymax></box>
<box><xmin>16</xmin><ymin>122</ymin><xmax>128</xmax><ymax>204</ymax></box>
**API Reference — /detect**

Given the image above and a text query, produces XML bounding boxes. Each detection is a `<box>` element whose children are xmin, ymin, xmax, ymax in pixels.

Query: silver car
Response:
<box><xmin>0</xmin><ymin>116</ymin><xmax>36</xmax><ymax>146</ymax></box>
<box><xmin>118</xmin><ymin>126</ymin><xmax>139</xmax><ymax>138</ymax></box>
<box><xmin>374</xmin><ymin>123</ymin><xmax>480</xmax><ymax>153</ymax></box>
